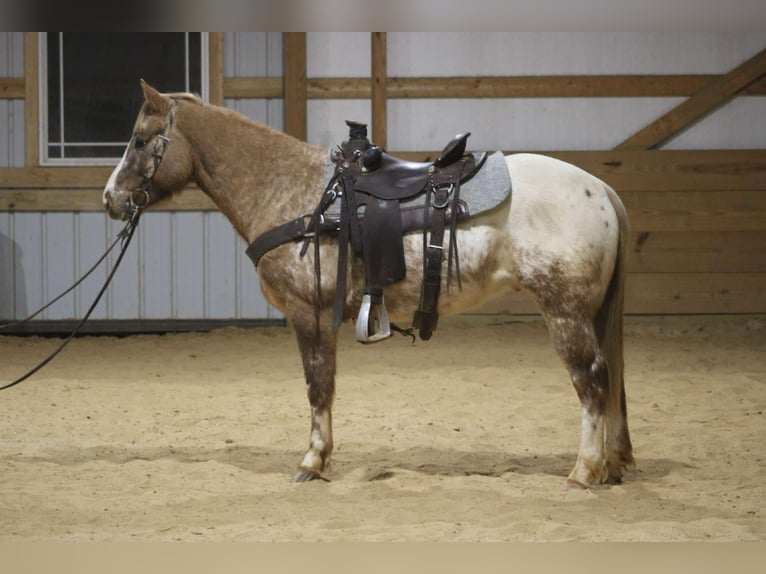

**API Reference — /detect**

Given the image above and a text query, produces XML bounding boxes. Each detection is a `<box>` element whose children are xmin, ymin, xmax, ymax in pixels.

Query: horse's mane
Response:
<box><xmin>167</xmin><ymin>92</ymin><xmax>204</xmax><ymax>105</ymax></box>
<box><xmin>163</xmin><ymin>88</ymin><xmax>308</xmax><ymax>145</ymax></box>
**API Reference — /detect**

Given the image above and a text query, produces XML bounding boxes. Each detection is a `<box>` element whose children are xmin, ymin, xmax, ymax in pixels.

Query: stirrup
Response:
<box><xmin>355</xmin><ymin>294</ymin><xmax>392</xmax><ymax>344</ymax></box>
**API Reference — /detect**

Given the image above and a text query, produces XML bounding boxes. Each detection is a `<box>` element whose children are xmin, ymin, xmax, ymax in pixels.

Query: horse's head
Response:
<box><xmin>103</xmin><ymin>80</ymin><xmax>193</xmax><ymax>220</ymax></box>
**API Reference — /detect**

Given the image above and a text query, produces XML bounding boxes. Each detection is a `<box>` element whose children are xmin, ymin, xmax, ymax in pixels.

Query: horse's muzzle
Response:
<box><xmin>103</xmin><ymin>193</ymin><xmax>133</xmax><ymax>221</ymax></box>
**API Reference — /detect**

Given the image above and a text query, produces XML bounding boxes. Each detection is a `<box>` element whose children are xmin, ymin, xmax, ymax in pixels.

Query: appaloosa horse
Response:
<box><xmin>103</xmin><ymin>80</ymin><xmax>634</xmax><ymax>487</ymax></box>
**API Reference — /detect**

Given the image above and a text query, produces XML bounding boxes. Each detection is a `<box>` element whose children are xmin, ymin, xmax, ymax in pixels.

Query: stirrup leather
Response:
<box><xmin>355</xmin><ymin>294</ymin><xmax>392</xmax><ymax>343</ymax></box>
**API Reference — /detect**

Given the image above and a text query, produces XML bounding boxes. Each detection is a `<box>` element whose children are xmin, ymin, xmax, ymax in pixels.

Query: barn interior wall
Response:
<box><xmin>306</xmin><ymin>32</ymin><xmax>766</xmax><ymax>150</ymax></box>
<box><xmin>1</xmin><ymin>32</ymin><xmax>765</xmax><ymax>326</ymax></box>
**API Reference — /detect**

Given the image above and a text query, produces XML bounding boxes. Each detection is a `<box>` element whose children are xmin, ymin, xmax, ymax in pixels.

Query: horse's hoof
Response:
<box><xmin>566</xmin><ymin>478</ymin><xmax>589</xmax><ymax>490</ymax></box>
<box><xmin>607</xmin><ymin>470</ymin><xmax>624</xmax><ymax>484</ymax></box>
<box><xmin>292</xmin><ymin>469</ymin><xmax>330</xmax><ymax>483</ymax></box>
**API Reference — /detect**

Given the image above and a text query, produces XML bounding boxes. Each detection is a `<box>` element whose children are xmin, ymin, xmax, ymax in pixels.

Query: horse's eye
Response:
<box><xmin>134</xmin><ymin>137</ymin><xmax>147</xmax><ymax>149</ymax></box>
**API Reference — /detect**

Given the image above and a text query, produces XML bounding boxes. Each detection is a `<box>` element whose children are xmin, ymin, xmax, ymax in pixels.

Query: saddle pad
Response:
<box><xmin>323</xmin><ymin>150</ymin><xmax>511</xmax><ymax>219</ymax></box>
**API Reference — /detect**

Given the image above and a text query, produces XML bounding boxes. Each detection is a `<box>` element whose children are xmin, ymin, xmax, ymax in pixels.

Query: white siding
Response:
<box><xmin>306</xmin><ymin>32</ymin><xmax>766</xmax><ymax>151</ymax></box>
<box><xmin>0</xmin><ymin>211</ymin><xmax>283</xmax><ymax>322</ymax></box>
<box><xmin>2</xmin><ymin>32</ymin><xmax>766</xmax><ymax>324</ymax></box>
<box><xmin>0</xmin><ymin>32</ymin><xmax>283</xmax><ymax>323</ymax></box>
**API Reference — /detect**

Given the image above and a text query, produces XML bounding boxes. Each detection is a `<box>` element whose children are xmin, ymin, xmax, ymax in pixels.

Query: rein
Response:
<box><xmin>0</xmin><ymin>102</ymin><xmax>174</xmax><ymax>391</ymax></box>
<box><xmin>0</xmin><ymin>212</ymin><xmax>141</xmax><ymax>391</ymax></box>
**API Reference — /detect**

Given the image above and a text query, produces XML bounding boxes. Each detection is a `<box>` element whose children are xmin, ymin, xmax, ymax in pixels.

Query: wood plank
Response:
<box><xmin>7</xmin><ymin>73</ymin><xmax>766</xmax><ymax>105</ymax></box>
<box><xmin>0</xmin><ymin>187</ymin><xmax>213</xmax><ymax>212</ymax></box>
<box><xmin>0</xmin><ymin>150</ymin><xmax>763</xmax><ymax>191</ymax></box>
<box><xmin>371</xmin><ymin>32</ymin><xmax>387</xmax><ymax>149</ymax></box>
<box><xmin>224</xmin><ymin>77</ymin><xmax>283</xmax><ymax>99</ymax></box>
<box><xmin>742</xmin><ymin>75</ymin><xmax>766</xmax><ymax>95</ymax></box>
<box><xmin>474</xmin><ymin>273</ymin><xmax>766</xmax><ymax>314</ymax></box>
<box><xmin>23</xmin><ymin>32</ymin><xmax>38</xmax><ymax>168</ymax></box>
<box><xmin>622</xmin><ymin>190</ymin><xmax>766</xmax><ymax>232</ymax></box>
<box><xmin>616</xmin><ymin>47</ymin><xmax>766</xmax><ymax>150</ymax></box>
<box><xmin>0</xmin><ymin>77</ymin><xmax>24</xmax><ymax>99</ymax></box>
<box><xmin>397</xmin><ymin>149</ymin><xmax>766</xmax><ymax>192</ymax></box>
<box><xmin>385</xmin><ymin>75</ymin><xmax>766</xmax><ymax>99</ymax></box>
<box><xmin>626</xmin><ymin>231</ymin><xmax>766</xmax><ymax>273</ymax></box>
<box><xmin>308</xmin><ymin>78</ymin><xmax>366</xmax><ymax>99</ymax></box>
<box><xmin>0</xmin><ymin>166</ymin><xmax>114</xmax><ymax>187</ymax></box>
<box><xmin>282</xmin><ymin>32</ymin><xmax>307</xmax><ymax>141</ymax></box>
<box><xmin>208</xmin><ymin>32</ymin><xmax>224</xmax><ymax>106</ymax></box>
<box><xmin>7</xmin><ymin>189</ymin><xmax>764</xmax><ymax>235</ymax></box>
<box><xmin>220</xmin><ymin>75</ymin><xmax>766</xmax><ymax>100</ymax></box>
<box><xmin>2</xmin><ymin>150</ymin><xmax>765</xmax><ymax>211</ymax></box>
<box><xmin>5</xmin><ymin>188</ymin><xmax>764</xmax><ymax>236</ymax></box>
<box><xmin>542</xmin><ymin>150</ymin><xmax>766</xmax><ymax>193</ymax></box>
<box><xmin>625</xmin><ymin>273</ymin><xmax>766</xmax><ymax>313</ymax></box>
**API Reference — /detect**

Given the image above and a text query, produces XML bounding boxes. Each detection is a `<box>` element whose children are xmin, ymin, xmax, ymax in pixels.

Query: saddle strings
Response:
<box><xmin>296</xmin><ymin>150</ymin><xmax>467</xmax><ymax>340</ymax></box>
<box><xmin>446</xmin><ymin>159</ymin><xmax>465</xmax><ymax>292</ymax></box>
<box><xmin>299</xmin><ymin>172</ymin><xmax>342</xmax><ymax>331</ymax></box>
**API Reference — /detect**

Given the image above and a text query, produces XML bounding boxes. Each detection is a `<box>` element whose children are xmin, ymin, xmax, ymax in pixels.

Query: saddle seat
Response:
<box><xmin>353</xmin><ymin>131</ymin><xmax>471</xmax><ymax>200</ymax></box>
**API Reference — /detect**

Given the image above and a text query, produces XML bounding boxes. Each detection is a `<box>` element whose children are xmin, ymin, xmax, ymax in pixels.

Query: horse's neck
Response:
<box><xmin>179</xmin><ymin>102</ymin><xmax>327</xmax><ymax>242</ymax></box>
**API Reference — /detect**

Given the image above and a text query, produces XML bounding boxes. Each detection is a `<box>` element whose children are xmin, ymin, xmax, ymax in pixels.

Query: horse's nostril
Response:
<box><xmin>104</xmin><ymin>196</ymin><xmax>112</xmax><ymax>211</ymax></box>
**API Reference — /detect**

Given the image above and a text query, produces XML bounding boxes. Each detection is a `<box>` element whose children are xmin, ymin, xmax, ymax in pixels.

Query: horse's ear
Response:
<box><xmin>140</xmin><ymin>79</ymin><xmax>170</xmax><ymax>115</ymax></box>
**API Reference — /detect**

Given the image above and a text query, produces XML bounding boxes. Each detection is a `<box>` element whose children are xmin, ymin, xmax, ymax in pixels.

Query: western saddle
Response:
<box><xmin>247</xmin><ymin>121</ymin><xmax>488</xmax><ymax>343</ymax></box>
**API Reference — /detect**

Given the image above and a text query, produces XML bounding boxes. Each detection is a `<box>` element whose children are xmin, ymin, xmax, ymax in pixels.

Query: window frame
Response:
<box><xmin>37</xmin><ymin>32</ymin><xmax>210</xmax><ymax>167</ymax></box>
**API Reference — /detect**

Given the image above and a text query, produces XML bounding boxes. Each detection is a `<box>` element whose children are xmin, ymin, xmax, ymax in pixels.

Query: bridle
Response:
<box><xmin>127</xmin><ymin>101</ymin><xmax>176</xmax><ymax>218</ymax></box>
<box><xmin>0</xmin><ymin>103</ymin><xmax>176</xmax><ymax>391</ymax></box>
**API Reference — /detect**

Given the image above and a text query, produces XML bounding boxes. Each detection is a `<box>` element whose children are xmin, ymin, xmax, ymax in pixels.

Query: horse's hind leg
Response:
<box><xmin>543</xmin><ymin>313</ymin><xmax>614</xmax><ymax>487</ymax></box>
<box><xmin>291</xmin><ymin>313</ymin><xmax>337</xmax><ymax>482</ymax></box>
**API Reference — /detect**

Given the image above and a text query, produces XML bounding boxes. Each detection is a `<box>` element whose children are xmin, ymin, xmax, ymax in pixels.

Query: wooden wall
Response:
<box><xmin>1</xmin><ymin>32</ymin><xmax>765</xmax><ymax>322</ymax></box>
<box><xmin>0</xmin><ymin>33</ymin><xmax>283</xmax><ymax>325</ymax></box>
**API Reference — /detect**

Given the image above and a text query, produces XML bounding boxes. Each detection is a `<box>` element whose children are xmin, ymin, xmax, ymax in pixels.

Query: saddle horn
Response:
<box><xmin>433</xmin><ymin>132</ymin><xmax>470</xmax><ymax>168</ymax></box>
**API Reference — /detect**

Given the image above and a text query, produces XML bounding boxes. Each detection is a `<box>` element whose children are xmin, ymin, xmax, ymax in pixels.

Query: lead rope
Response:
<box><xmin>0</xmin><ymin>213</ymin><xmax>141</xmax><ymax>391</ymax></box>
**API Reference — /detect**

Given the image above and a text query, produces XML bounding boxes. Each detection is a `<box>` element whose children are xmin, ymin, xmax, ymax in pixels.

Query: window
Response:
<box><xmin>40</xmin><ymin>32</ymin><xmax>208</xmax><ymax>166</ymax></box>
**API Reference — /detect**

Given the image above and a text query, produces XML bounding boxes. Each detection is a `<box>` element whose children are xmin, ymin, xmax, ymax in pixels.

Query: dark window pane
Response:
<box><xmin>46</xmin><ymin>35</ymin><xmax>61</xmax><ymax>157</ymax></box>
<box><xmin>46</xmin><ymin>32</ymin><xmax>203</xmax><ymax>161</ymax></box>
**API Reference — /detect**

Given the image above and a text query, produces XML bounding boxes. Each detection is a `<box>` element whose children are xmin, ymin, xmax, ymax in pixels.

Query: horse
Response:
<box><xmin>103</xmin><ymin>80</ymin><xmax>634</xmax><ymax>488</ymax></box>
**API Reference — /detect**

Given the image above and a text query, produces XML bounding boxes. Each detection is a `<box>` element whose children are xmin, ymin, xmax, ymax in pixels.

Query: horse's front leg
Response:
<box><xmin>291</xmin><ymin>314</ymin><xmax>337</xmax><ymax>482</ymax></box>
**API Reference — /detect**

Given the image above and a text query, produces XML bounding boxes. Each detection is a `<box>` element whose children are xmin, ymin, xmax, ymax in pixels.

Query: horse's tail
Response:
<box><xmin>595</xmin><ymin>184</ymin><xmax>634</xmax><ymax>466</ymax></box>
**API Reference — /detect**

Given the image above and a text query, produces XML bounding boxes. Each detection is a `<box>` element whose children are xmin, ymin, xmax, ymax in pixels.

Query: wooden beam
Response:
<box><xmin>6</xmin><ymin>73</ymin><xmax>766</xmax><ymax>104</ymax></box>
<box><xmin>0</xmin><ymin>166</ymin><xmax>114</xmax><ymax>187</ymax></box>
<box><xmin>626</xmin><ymin>231</ymin><xmax>766</xmax><ymax>273</ymax></box>
<box><xmin>621</xmin><ymin>190</ymin><xmax>766</xmax><ymax>231</ymax></box>
<box><xmin>282</xmin><ymin>32</ymin><xmax>307</xmax><ymax>141</ymax></box>
<box><xmin>2</xmin><ymin>150</ymin><xmax>762</xmax><ymax>192</ymax></box>
<box><xmin>208</xmin><ymin>32</ymin><xmax>224</xmax><ymax>106</ymax></box>
<box><xmin>2</xmin><ymin>150</ymin><xmax>765</xmax><ymax>211</ymax></box>
<box><xmin>217</xmin><ymin>75</ymin><xmax>766</xmax><ymax>101</ymax></box>
<box><xmin>474</xmin><ymin>272</ymin><xmax>766</xmax><ymax>315</ymax></box>
<box><xmin>743</xmin><ymin>75</ymin><xmax>766</xmax><ymax>95</ymax></box>
<box><xmin>383</xmin><ymin>75</ymin><xmax>766</xmax><ymax>99</ymax></box>
<box><xmin>371</xmin><ymin>32</ymin><xmax>387</xmax><ymax>148</ymax></box>
<box><xmin>625</xmin><ymin>273</ymin><xmax>766</xmax><ymax>313</ymax></box>
<box><xmin>394</xmin><ymin>149</ymin><xmax>766</xmax><ymax>192</ymax></box>
<box><xmin>224</xmin><ymin>77</ymin><xmax>283</xmax><ymax>99</ymax></box>
<box><xmin>23</xmin><ymin>32</ymin><xmax>39</xmax><ymax>168</ymax></box>
<box><xmin>548</xmin><ymin>149</ymin><xmax>766</xmax><ymax>192</ymax></box>
<box><xmin>616</xmin><ymin>47</ymin><xmax>766</xmax><ymax>150</ymax></box>
<box><xmin>0</xmin><ymin>77</ymin><xmax>24</xmax><ymax>99</ymax></box>
<box><xmin>0</xmin><ymin>186</ymin><xmax>212</xmax><ymax>212</ymax></box>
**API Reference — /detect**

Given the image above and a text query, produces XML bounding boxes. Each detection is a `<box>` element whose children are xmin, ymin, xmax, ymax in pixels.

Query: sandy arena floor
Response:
<box><xmin>1</xmin><ymin>314</ymin><xmax>764</xmax><ymax>541</ymax></box>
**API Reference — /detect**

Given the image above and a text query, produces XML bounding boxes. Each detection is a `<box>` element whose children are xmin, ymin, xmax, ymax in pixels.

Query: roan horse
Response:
<box><xmin>103</xmin><ymin>80</ymin><xmax>634</xmax><ymax>488</ymax></box>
